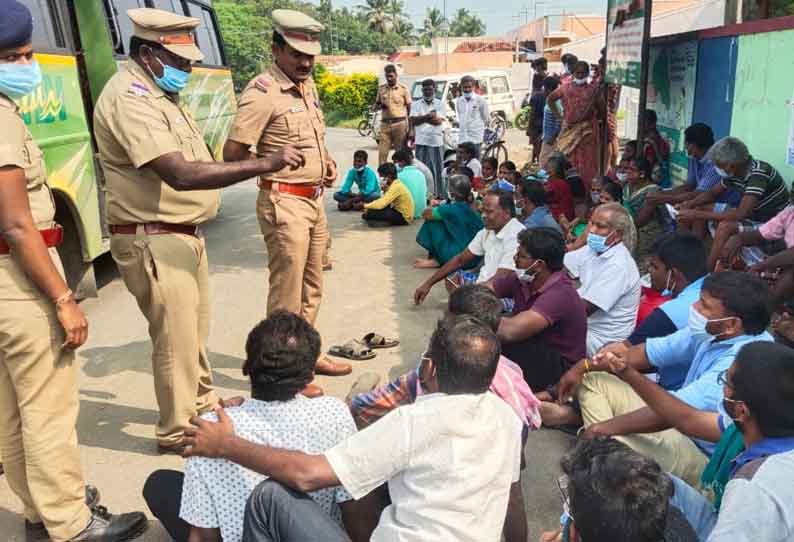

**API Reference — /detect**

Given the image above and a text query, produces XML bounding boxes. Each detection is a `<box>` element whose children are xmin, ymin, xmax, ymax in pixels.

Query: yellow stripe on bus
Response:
<box><xmin>33</xmin><ymin>53</ymin><xmax>77</xmax><ymax>66</ymax></box>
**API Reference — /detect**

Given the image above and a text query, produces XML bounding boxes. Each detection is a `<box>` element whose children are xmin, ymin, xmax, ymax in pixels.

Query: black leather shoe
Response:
<box><xmin>25</xmin><ymin>486</ymin><xmax>102</xmax><ymax>541</ymax></box>
<box><xmin>69</xmin><ymin>506</ymin><xmax>147</xmax><ymax>542</ymax></box>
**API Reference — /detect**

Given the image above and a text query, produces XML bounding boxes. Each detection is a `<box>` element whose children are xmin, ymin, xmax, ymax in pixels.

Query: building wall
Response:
<box><xmin>560</xmin><ymin>16</ymin><xmax>605</xmax><ymax>39</ymax></box>
<box><xmin>730</xmin><ymin>29</ymin><xmax>794</xmax><ymax>183</ymax></box>
<box><xmin>400</xmin><ymin>52</ymin><xmax>515</xmax><ymax>76</ymax></box>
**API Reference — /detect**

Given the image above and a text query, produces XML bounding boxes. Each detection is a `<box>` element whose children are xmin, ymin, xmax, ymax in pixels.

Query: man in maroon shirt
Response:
<box><xmin>493</xmin><ymin>228</ymin><xmax>587</xmax><ymax>391</ymax></box>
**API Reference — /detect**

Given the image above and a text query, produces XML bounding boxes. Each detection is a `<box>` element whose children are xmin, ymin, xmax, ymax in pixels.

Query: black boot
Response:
<box><xmin>69</xmin><ymin>506</ymin><xmax>147</xmax><ymax>542</ymax></box>
<box><xmin>25</xmin><ymin>486</ymin><xmax>102</xmax><ymax>541</ymax></box>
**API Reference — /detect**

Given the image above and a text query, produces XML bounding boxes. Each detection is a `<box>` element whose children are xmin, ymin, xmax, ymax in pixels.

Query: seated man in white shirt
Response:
<box><xmin>142</xmin><ymin>311</ymin><xmax>366</xmax><ymax>542</ymax></box>
<box><xmin>458</xmin><ymin>141</ymin><xmax>483</xmax><ymax>178</ymax></box>
<box><xmin>414</xmin><ymin>190</ymin><xmax>525</xmax><ymax>310</ymax></box>
<box><xmin>564</xmin><ymin>202</ymin><xmax>641</xmax><ymax>356</ymax></box>
<box><xmin>183</xmin><ymin>315</ymin><xmax>523</xmax><ymax>542</ymax></box>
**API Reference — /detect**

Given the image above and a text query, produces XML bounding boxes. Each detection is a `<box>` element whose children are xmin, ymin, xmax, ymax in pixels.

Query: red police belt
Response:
<box><xmin>0</xmin><ymin>225</ymin><xmax>63</xmax><ymax>255</ymax></box>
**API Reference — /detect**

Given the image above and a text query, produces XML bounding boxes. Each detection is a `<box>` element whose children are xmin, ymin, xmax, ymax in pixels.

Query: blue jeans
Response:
<box><xmin>242</xmin><ymin>480</ymin><xmax>350</xmax><ymax>542</ymax></box>
<box><xmin>669</xmin><ymin>473</ymin><xmax>717</xmax><ymax>542</ymax></box>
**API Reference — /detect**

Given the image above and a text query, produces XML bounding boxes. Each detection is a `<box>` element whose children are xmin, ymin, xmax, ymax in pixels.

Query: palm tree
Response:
<box><xmin>450</xmin><ymin>8</ymin><xmax>486</xmax><ymax>37</ymax></box>
<box><xmin>357</xmin><ymin>0</ymin><xmax>391</xmax><ymax>33</ymax></box>
<box><xmin>421</xmin><ymin>7</ymin><xmax>446</xmax><ymax>46</ymax></box>
<box><xmin>386</xmin><ymin>0</ymin><xmax>406</xmax><ymax>30</ymax></box>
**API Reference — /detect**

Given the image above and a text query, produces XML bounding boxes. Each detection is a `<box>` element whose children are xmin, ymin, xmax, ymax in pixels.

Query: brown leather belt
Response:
<box><xmin>109</xmin><ymin>222</ymin><xmax>200</xmax><ymax>237</ymax></box>
<box><xmin>381</xmin><ymin>117</ymin><xmax>407</xmax><ymax>124</ymax></box>
<box><xmin>257</xmin><ymin>179</ymin><xmax>324</xmax><ymax>200</ymax></box>
<box><xmin>0</xmin><ymin>225</ymin><xmax>63</xmax><ymax>255</ymax></box>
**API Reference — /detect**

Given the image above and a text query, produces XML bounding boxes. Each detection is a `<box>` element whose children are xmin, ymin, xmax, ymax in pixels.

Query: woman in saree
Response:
<box><xmin>547</xmin><ymin>61</ymin><xmax>604</xmax><ymax>192</ymax></box>
<box><xmin>623</xmin><ymin>156</ymin><xmax>664</xmax><ymax>268</ymax></box>
<box><xmin>415</xmin><ymin>174</ymin><xmax>484</xmax><ymax>269</ymax></box>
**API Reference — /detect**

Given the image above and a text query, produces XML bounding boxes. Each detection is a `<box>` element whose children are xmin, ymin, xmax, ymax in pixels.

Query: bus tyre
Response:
<box><xmin>54</xmin><ymin>197</ymin><xmax>97</xmax><ymax>300</ymax></box>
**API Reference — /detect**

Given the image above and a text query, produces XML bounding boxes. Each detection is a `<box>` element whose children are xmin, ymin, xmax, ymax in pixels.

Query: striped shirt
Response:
<box><xmin>721</xmin><ymin>158</ymin><xmax>789</xmax><ymax>222</ymax></box>
<box><xmin>542</xmin><ymin>104</ymin><xmax>562</xmax><ymax>142</ymax></box>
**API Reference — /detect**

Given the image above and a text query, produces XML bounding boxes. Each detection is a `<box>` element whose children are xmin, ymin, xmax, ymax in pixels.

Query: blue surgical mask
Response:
<box><xmin>660</xmin><ymin>270</ymin><xmax>675</xmax><ymax>297</ymax></box>
<box><xmin>587</xmin><ymin>231</ymin><xmax>613</xmax><ymax>254</ymax></box>
<box><xmin>590</xmin><ymin>191</ymin><xmax>601</xmax><ymax>204</ymax></box>
<box><xmin>148</xmin><ymin>56</ymin><xmax>190</xmax><ymax>93</ymax></box>
<box><xmin>0</xmin><ymin>61</ymin><xmax>42</xmax><ymax>99</ymax></box>
<box><xmin>714</xmin><ymin>166</ymin><xmax>729</xmax><ymax>178</ymax></box>
<box><xmin>463</xmin><ymin>91</ymin><xmax>473</xmax><ymax>99</ymax></box>
<box><xmin>396</xmin><ymin>165</ymin><xmax>403</xmax><ymax>172</ymax></box>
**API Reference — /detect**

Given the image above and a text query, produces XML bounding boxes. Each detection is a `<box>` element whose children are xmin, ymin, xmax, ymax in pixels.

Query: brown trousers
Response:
<box><xmin>0</xmin><ymin>256</ymin><xmax>91</xmax><ymax>541</ymax></box>
<box><xmin>378</xmin><ymin>119</ymin><xmax>409</xmax><ymax>165</ymax></box>
<box><xmin>111</xmin><ymin>232</ymin><xmax>217</xmax><ymax>447</ymax></box>
<box><xmin>257</xmin><ymin>189</ymin><xmax>328</xmax><ymax>326</ymax></box>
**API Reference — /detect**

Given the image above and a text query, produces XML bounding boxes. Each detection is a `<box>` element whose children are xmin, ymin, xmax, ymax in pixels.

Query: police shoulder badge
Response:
<box><xmin>255</xmin><ymin>76</ymin><xmax>272</xmax><ymax>93</ymax></box>
<box><xmin>129</xmin><ymin>82</ymin><xmax>150</xmax><ymax>97</ymax></box>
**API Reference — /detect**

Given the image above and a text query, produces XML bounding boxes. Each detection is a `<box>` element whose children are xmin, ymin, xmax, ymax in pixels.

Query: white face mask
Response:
<box><xmin>714</xmin><ymin>166</ymin><xmax>730</xmax><ymax>178</ymax></box>
<box><xmin>516</xmin><ymin>260</ymin><xmax>541</xmax><ymax>283</ymax></box>
<box><xmin>688</xmin><ymin>305</ymin><xmax>735</xmax><ymax>344</ymax></box>
<box><xmin>354</xmin><ymin>165</ymin><xmax>365</xmax><ymax>172</ymax></box>
<box><xmin>616</xmin><ymin>172</ymin><xmax>628</xmax><ymax>183</ymax></box>
<box><xmin>573</xmin><ymin>77</ymin><xmax>587</xmax><ymax>86</ymax></box>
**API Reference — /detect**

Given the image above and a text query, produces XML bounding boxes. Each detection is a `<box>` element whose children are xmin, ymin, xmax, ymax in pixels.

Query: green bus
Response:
<box><xmin>18</xmin><ymin>0</ymin><xmax>237</xmax><ymax>297</ymax></box>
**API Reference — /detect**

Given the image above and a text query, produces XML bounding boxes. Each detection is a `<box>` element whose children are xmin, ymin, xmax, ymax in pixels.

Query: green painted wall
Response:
<box><xmin>731</xmin><ymin>29</ymin><xmax>794</xmax><ymax>185</ymax></box>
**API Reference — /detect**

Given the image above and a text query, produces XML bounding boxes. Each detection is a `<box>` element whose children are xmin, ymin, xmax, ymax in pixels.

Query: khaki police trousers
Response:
<box><xmin>579</xmin><ymin>372</ymin><xmax>709</xmax><ymax>488</ymax></box>
<box><xmin>110</xmin><ymin>232</ymin><xmax>217</xmax><ymax>447</ymax></box>
<box><xmin>378</xmin><ymin>119</ymin><xmax>408</xmax><ymax>165</ymax></box>
<box><xmin>0</xmin><ymin>293</ymin><xmax>92</xmax><ymax>541</ymax></box>
<box><xmin>257</xmin><ymin>189</ymin><xmax>328</xmax><ymax>326</ymax></box>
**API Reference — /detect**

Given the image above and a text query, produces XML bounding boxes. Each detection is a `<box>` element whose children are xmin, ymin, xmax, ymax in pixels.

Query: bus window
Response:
<box><xmin>185</xmin><ymin>2</ymin><xmax>224</xmax><ymax>66</ymax></box>
<box><xmin>22</xmin><ymin>0</ymin><xmax>66</xmax><ymax>50</ymax></box>
<box><xmin>105</xmin><ymin>0</ymin><xmax>147</xmax><ymax>55</ymax></box>
<box><xmin>151</xmin><ymin>0</ymin><xmax>186</xmax><ymax>13</ymax></box>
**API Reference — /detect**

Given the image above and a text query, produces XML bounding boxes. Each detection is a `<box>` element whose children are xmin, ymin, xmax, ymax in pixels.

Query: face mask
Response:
<box><xmin>563</xmin><ymin>66</ymin><xmax>571</xmax><ymax>75</ymax></box>
<box><xmin>354</xmin><ymin>165</ymin><xmax>365</xmax><ymax>172</ymax></box>
<box><xmin>714</xmin><ymin>166</ymin><xmax>729</xmax><ymax>178</ymax></box>
<box><xmin>660</xmin><ymin>270</ymin><xmax>676</xmax><ymax>297</ymax></box>
<box><xmin>515</xmin><ymin>205</ymin><xmax>524</xmax><ymax>216</ymax></box>
<box><xmin>147</xmin><ymin>54</ymin><xmax>190</xmax><ymax>93</ymax></box>
<box><xmin>590</xmin><ymin>191</ymin><xmax>601</xmax><ymax>204</ymax></box>
<box><xmin>587</xmin><ymin>231</ymin><xmax>613</xmax><ymax>254</ymax></box>
<box><xmin>396</xmin><ymin>165</ymin><xmax>403</xmax><ymax>172</ymax></box>
<box><xmin>424</xmin><ymin>96</ymin><xmax>434</xmax><ymax>103</ymax></box>
<box><xmin>516</xmin><ymin>260</ymin><xmax>541</xmax><ymax>283</ymax></box>
<box><xmin>573</xmin><ymin>77</ymin><xmax>587</xmax><ymax>85</ymax></box>
<box><xmin>616</xmin><ymin>172</ymin><xmax>628</xmax><ymax>183</ymax></box>
<box><xmin>537</xmin><ymin>169</ymin><xmax>549</xmax><ymax>179</ymax></box>
<box><xmin>463</xmin><ymin>91</ymin><xmax>473</xmax><ymax>99</ymax></box>
<box><xmin>0</xmin><ymin>61</ymin><xmax>42</xmax><ymax>99</ymax></box>
<box><xmin>688</xmin><ymin>305</ymin><xmax>735</xmax><ymax>344</ymax></box>
<box><xmin>719</xmin><ymin>398</ymin><xmax>745</xmax><ymax>433</ymax></box>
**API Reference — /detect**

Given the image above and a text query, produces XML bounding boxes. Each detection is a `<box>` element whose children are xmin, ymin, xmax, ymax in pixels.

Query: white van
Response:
<box><xmin>409</xmin><ymin>70</ymin><xmax>518</xmax><ymax>124</ymax></box>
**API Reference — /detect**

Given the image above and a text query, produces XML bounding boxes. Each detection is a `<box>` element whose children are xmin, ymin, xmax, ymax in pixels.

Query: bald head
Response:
<box><xmin>429</xmin><ymin>314</ymin><xmax>500</xmax><ymax>395</ymax></box>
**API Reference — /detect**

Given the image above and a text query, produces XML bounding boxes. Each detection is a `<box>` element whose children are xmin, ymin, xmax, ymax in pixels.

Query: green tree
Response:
<box><xmin>357</xmin><ymin>0</ymin><xmax>391</xmax><ymax>33</ymax></box>
<box><xmin>449</xmin><ymin>8</ymin><xmax>486</xmax><ymax>37</ymax></box>
<box><xmin>215</xmin><ymin>1</ymin><xmax>274</xmax><ymax>90</ymax></box>
<box><xmin>421</xmin><ymin>7</ymin><xmax>446</xmax><ymax>46</ymax></box>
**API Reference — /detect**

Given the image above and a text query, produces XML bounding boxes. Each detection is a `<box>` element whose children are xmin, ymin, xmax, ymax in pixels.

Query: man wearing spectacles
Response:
<box><xmin>596</xmin><ymin>341</ymin><xmax>794</xmax><ymax>542</ymax></box>
<box><xmin>555</xmin><ymin>272</ymin><xmax>774</xmax><ymax>488</ymax></box>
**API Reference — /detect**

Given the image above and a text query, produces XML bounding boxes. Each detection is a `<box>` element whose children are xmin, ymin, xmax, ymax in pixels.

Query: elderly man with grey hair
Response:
<box><xmin>456</xmin><ymin>75</ymin><xmax>490</xmax><ymax>158</ymax></box>
<box><xmin>564</xmin><ymin>202</ymin><xmax>641</xmax><ymax>356</ymax></box>
<box><xmin>676</xmin><ymin>136</ymin><xmax>789</xmax><ymax>269</ymax></box>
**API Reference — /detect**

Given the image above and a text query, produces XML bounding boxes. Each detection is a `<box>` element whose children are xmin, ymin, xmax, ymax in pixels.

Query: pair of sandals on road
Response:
<box><xmin>328</xmin><ymin>332</ymin><xmax>399</xmax><ymax>360</ymax></box>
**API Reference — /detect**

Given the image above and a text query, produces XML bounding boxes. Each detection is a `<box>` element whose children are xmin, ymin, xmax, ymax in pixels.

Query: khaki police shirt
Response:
<box><xmin>93</xmin><ymin>61</ymin><xmax>219</xmax><ymax>226</ymax></box>
<box><xmin>0</xmin><ymin>94</ymin><xmax>64</xmax><ymax>301</ymax></box>
<box><xmin>228</xmin><ymin>64</ymin><xmax>327</xmax><ymax>185</ymax></box>
<box><xmin>377</xmin><ymin>83</ymin><xmax>410</xmax><ymax>120</ymax></box>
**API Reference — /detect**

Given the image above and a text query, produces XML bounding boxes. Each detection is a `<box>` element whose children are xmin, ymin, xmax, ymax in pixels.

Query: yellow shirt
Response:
<box><xmin>0</xmin><ymin>94</ymin><xmax>64</xmax><ymax>300</ymax></box>
<box><xmin>93</xmin><ymin>61</ymin><xmax>219</xmax><ymax>226</ymax></box>
<box><xmin>364</xmin><ymin>180</ymin><xmax>414</xmax><ymax>223</ymax></box>
<box><xmin>228</xmin><ymin>64</ymin><xmax>328</xmax><ymax>185</ymax></box>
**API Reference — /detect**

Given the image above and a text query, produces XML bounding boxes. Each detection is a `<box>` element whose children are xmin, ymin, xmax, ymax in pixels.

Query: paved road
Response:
<box><xmin>0</xmin><ymin>128</ymin><xmax>571</xmax><ymax>542</ymax></box>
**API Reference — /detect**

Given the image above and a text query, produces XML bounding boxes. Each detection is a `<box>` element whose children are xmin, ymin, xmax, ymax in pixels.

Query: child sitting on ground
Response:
<box><xmin>334</xmin><ymin>150</ymin><xmax>381</xmax><ymax>211</ymax></box>
<box><xmin>362</xmin><ymin>163</ymin><xmax>415</xmax><ymax>226</ymax></box>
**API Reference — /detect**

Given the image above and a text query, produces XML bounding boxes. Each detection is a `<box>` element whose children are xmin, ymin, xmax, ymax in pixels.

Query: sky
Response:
<box><xmin>325</xmin><ymin>0</ymin><xmax>608</xmax><ymax>35</ymax></box>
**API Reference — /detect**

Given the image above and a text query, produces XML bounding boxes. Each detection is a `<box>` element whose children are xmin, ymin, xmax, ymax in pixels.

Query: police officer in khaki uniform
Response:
<box><xmin>223</xmin><ymin>10</ymin><xmax>352</xmax><ymax>392</ymax></box>
<box><xmin>0</xmin><ymin>2</ymin><xmax>146</xmax><ymax>540</ymax></box>
<box><xmin>93</xmin><ymin>8</ymin><xmax>303</xmax><ymax>453</ymax></box>
<box><xmin>376</xmin><ymin>64</ymin><xmax>411</xmax><ymax>164</ymax></box>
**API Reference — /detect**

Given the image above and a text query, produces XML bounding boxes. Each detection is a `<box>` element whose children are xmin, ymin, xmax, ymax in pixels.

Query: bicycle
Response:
<box><xmin>482</xmin><ymin>127</ymin><xmax>508</xmax><ymax>164</ymax></box>
<box><xmin>357</xmin><ymin>107</ymin><xmax>376</xmax><ymax>137</ymax></box>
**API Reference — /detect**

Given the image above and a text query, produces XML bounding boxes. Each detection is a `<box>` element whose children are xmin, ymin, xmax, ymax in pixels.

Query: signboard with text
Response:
<box><xmin>605</xmin><ymin>0</ymin><xmax>648</xmax><ymax>88</ymax></box>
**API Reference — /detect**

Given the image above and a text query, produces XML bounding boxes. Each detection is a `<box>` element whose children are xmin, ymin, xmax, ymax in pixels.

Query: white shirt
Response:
<box><xmin>468</xmin><ymin>218</ymin><xmax>525</xmax><ymax>282</ymax></box>
<box><xmin>466</xmin><ymin>157</ymin><xmax>483</xmax><ymax>178</ymax></box>
<box><xmin>456</xmin><ymin>94</ymin><xmax>490</xmax><ymax>144</ymax></box>
<box><xmin>180</xmin><ymin>397</ymin><xmax>355</xmax><ymax>542</ymax></box>
<box><xmin>410</xmin><ymin>98</ymin><xmax>447</xmax><ymax>147</ymax></box>
<box><xmin>564</xmin><ymin>243</ymin><xmax>640</xmax><ymax>356</ymax></box>
<box><xmin>326</xmin><ymin>392</ymin><xmax>522</xmax><ymax>542</ymax></box>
